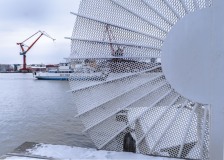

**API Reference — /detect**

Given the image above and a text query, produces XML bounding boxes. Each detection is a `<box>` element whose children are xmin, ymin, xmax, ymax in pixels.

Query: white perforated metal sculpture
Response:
<box><xmin>67</xmin><ymin>0</ymin><xmax>224</xmax><ymax>159</ymax></box>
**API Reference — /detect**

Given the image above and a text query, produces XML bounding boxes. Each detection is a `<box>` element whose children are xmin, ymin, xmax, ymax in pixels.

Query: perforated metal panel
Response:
<box><xmin>67</xmin><ymin>0</ymin><xmax>211</xmax><ymax>159</ymax></box>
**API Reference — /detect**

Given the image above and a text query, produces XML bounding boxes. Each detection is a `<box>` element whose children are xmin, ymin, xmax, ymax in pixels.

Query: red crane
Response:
<box><xmin>103</xmin><ymin>24</ymin><xmax>125</xmax><ymax>56</ymax></box>
<box><xmin>17</xmin><ymin>31</ymin><xmax>55</xmax><ymax>72</ymax></box>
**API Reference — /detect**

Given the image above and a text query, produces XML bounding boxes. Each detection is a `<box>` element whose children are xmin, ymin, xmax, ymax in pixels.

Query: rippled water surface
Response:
<box><xmin>0</xmin><ymin>73</ymin><xmax>94</xmax><ymax>155</ymax></box>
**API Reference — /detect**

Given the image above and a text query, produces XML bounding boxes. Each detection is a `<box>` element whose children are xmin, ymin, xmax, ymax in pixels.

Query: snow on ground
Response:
<box><xmin>22</xmin><ymin>144</ymin><xmax>179</xmax><ymax>160</ymax></box>
<box><xmin>4</xmin><ymin>144</ymin><xmax>182</xmax><ymax>160</ymax></box>
<box><xmin>5</xmin><ymin>157</ymin><xmax>38</xmax><ymax>160</ymax></box>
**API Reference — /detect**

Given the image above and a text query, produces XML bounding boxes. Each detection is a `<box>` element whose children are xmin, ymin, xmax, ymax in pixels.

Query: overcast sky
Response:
<box><xmin>0</xmin><ymin>0</ymin><xmax>81</xmax><ymax>64</ymax></box>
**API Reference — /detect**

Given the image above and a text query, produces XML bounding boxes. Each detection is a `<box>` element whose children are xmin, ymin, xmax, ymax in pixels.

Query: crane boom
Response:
<box><xmin>103</xmin><ymin>25</ymin><xmax>125</xmax><ymax>57</ymax></box>
<box><xmin>17</xmin><ymin>31</ymin><xmax>55</xmax><ymax>72</ymax></box>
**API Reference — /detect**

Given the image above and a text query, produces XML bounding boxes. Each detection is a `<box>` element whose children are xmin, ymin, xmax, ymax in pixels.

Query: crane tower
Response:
<box><xmin>17</xmin><ymin>31</ymin><xmax>55</xmax><ymax>72</ymax></box>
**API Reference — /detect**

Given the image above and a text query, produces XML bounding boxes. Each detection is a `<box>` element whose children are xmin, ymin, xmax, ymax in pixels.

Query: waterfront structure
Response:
<box><xmin>30</xmin><ymin>64</ymin><xmax>46</xmax><ymax>72</ymax></box>
<box><xmin>13</xmin><ymin>64</ymin><xmax>20</xmax><ymax>72</ymax></box>
<box><xmin>68</xmin><ymin>0</ymin><xmax>224</xmax><ymax>160</ymax></box>
<box><xmin>0</xmin><ymin>64</ymin><xmax>14</xmax><ymax>72</ymax></box>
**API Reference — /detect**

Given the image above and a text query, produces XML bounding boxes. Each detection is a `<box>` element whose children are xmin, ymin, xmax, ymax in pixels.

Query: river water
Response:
<box><xmin>0</xmin><ymin>73</ymin><xmax>95</xmax><ymax>155</ymax></box>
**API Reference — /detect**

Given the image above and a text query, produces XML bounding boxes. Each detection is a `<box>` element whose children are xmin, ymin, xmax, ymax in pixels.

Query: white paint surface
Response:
<box><xmin>162</xmin><ymin>1</ymin><xmax>224</xmax><ymax>159</ymax></box>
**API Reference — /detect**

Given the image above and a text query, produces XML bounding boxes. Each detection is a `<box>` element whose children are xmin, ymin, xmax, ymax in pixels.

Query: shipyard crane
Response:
<box><xmin>103</xmin><ymin>24</ymin><xmax>125</xmax><ymax>56</ymax></box>
<box><xmin>17</xmin><ymin>31</ymin><xmax>55</xmax><ymax>72</ymax></box>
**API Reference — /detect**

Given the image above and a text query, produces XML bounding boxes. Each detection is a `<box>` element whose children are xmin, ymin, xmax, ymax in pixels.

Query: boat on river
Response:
<box><xmin>34</xmin><ymin>63</ymin><xmax>108</xmax><ymax>81</ymax></box>
<box><xmin>33</xmin><ymin>63</ymin><xmax>73</xmax><ymax>80</ymax></box>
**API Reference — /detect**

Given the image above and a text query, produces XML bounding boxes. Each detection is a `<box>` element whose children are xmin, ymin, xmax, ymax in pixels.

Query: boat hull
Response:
<box><xmin>35</xmin><ymin>76</ymin><xmax>69</xmax><ymax>80</ymax></box>
<box><xmin>35</xmin><ymin>74</ymin><xmax>107</xmax><ymax>81</ymax></box>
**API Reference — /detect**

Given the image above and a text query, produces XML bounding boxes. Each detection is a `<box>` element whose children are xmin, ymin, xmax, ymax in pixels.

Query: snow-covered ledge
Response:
<box><xmin>5</xmin><ymin>144</ymin><xmax>182</xmax><ymax>160</ymax></box>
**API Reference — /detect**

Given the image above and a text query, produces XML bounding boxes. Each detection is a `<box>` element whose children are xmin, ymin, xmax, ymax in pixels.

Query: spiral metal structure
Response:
<box><xmin>67</xmin><ymin>0</ymin><xmax>212</xmax><ymax>159</ymax></box>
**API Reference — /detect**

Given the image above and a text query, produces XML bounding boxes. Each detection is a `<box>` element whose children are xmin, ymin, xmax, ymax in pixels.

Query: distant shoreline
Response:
<box><xmin>0</xmin><ymin>72</ymin><xmax>31</xmax><ymax>73</ymax></box>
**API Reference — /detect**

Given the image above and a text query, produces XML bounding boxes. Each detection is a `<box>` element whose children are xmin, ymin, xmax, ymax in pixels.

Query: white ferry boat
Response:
<box><xmin>34</xmin><ymin>63</ymin><xmax>108</xmax><ymax>81</ymax></box>
<box><xmin>34</xmin><ymin>63</ymin><xmax>73</xmax><ymax>80</ymax></box>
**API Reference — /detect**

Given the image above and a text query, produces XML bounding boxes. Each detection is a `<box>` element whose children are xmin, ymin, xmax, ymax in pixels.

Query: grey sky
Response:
<box><xmin>0</xmin><ymin>0</ymin><xmax>81</xmax><ymax>64</ymax></box>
